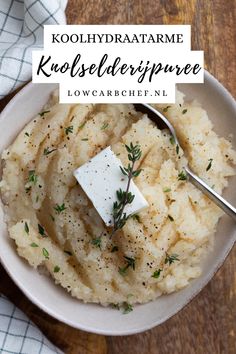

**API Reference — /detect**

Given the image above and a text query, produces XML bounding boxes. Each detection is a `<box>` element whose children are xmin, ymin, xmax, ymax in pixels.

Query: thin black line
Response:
<box><xmin>0</xmin><ymin>1</ymin><xmax>61</xmax><ymax>96</ymax></box>
<box><xmin>0</xmin><ymin>41</ymin><xmax>23</xmax><ymax>45</ymax></box>
<box><xmin>0</xmin><ymin>313</ymin><xmax>34</xmax><ymax>324</ymax></box>
<box><xmin>26</xmin><ymin>0</ymin><xmax>38</xmax><ymax>12</ymax></box>
<box><xmin>18</xmin><ymin>319</ymin><xmax>30</xmax><ymax>354</ymax></box>
<box><xmin>0</xmin><ymin>328</ymin><xmax>59</xmax><ymax>352</ymax></box>
<box><xmin>23</xmin><ymin>5</ymin><xmax>61</xmax><ymax>35</ymax></box>
<box><xmin>0</xmin><ymin>10</ymin><xmax>24</xmax><ymax>22</ymax></box>
<box><xmin>0</xmin><ymin>72</ymin><xmax>26</xmax><ymax>82</ymax></box>
<box><xmin>38</xmin><ymin>0</ymin><xmax>60</xmax><ymax>24</ymax></box>
<box><xmin>25</xmin><ymin>6</ymin><xmax>45</xmax><ymax>28</ymax></box>
<box><xmin>8</xmin><ymin>8</ymin><xmax>40</xmax><ymax>93</ymax></box>
<box><xmin>0</xmin><ymin>0</ymin><xmax>15</xmax><ymax>36</ymax></box>
<box><xmin>7</xmin><ymin>4</ymin><xmax>62</xmax><ymax>95</ymax></box>
<box><xmin>0</xmin><ymin>349</ymin><xmax>19</xmax><ymax>354</ymax></box>
<box><xmin>20</xmin><ymin>5</ymin><xmax>61</xmax><ymax>40</ymax></box>
<box><xmin>0</xmin><ymin>44</ymin><xmax>41</xmax><ymax>52</ymax></box>
<box><xmin>0</xmin><ymin>1</ymin><xmax>24</xmax><ymax>69</ymax></box>
<box><xmin>1</xmin><ymin>304</ymin><xmax>16</xmax><ymax>351</ymax></box>
<box><xmin>0</xmin><ymin>28</ymin><xmax>20</xmax><ymax>37</ymax></box>
<box><xmin>1</xmin><ymin>56</ymin><xmax>31</xmax><ymax>65</ymax></box>
<box><xmin>0</xmin><ymin>25</ymin><xmax>46</xmax><ymax>40</ymax></box>
<box><xmin>0</xmin><ymin>329</ymin><xmax>42</xmax><ymax>342</ymax></box>
<box><xmin>38</xmin><ymin>337</ymin><xmax>44</xmax><ymax>354</ymax></box>
<box><xmin>0</xmin><ymin>0</ymin><xmax>26</xmax><ymax>94</ymax></box>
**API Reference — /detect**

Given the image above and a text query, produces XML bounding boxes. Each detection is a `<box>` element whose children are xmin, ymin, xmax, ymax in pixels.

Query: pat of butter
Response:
<box><xmin>73</xmin><ymin>146</ymin><xmax>148</xmax><ymax>226</ymax></box>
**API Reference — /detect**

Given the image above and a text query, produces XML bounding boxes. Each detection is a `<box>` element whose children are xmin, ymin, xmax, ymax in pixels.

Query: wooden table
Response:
<box><xmin>0</xmin><ymin>1</ymin><xmax>235</xmax><ymax>353</ymax></box>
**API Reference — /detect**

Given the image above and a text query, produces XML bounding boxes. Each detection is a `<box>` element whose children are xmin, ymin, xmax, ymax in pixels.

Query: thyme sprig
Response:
<box><xmin>112</xmin><ymin>143</ymin><xmax>142</xmax><ymax>234</ymax></box>
<box><xmin>43</xmin><ymin>147</ymin><xmax>56</xmax><ymax>156</ymax></box>
<box><xmin>39</xmin><ymin>110</ymin><xmax>50</xmax><ymax>117</ymax></box>
<box><xmin>65</xmin><ymin>126</ymin><xmax>73</xmax><ymax>135</ymax></box>
<box><xmin>119</xmin><ymin>256</ymin><xmax>136</xmax><ymax>276</ymax></box>
<box><xmin>165</xmin><ymin>253</ymin><xmax>180</xmax><ymax>265</ymax></box>
<box><xmin>28</xmin><ymin>170</ymin><xmax>38</xmax><ymax>185</ymax></box>
<box><xmin>178</xmin><ymin>170</ymin><xmax>187</xmax><ymax>181</ymax></box>
<box><xmin>54</xmin><ymin>203</ymin><xmax>66</xmax><ymax>214</ymax></box>
<box><xmin>91</xmin><ymin>237</ymin><xmax>102</xmax><ymax>249</ymax></box>
<box><xmin>122</xmin><ymin>302</ymin><xmax>133</xmax><ymax>314</ymax></box>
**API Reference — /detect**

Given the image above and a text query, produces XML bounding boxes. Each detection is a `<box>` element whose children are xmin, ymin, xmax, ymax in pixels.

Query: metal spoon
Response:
<box><xmin>134</xmin><ymin>103</ymin><xmax>236</xmax><ymax>222</ymax></box>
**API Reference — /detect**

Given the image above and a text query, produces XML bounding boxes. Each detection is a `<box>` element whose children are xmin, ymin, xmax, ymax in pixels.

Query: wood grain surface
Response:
<box><xmin>0</xmin><ymin>1</ymin><xmax>235</xmax><ymax>353</ymax></box>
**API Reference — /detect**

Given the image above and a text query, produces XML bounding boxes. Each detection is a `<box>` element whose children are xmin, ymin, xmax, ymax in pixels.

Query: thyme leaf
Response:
<box><xmin>24</xmin><ymin>222</ymin><xmax>29</xmax><ymax>234</ymax></box>
<box><xmin>28</xmin><ymin>170</ymin><xmax>38</xmax><ymax>185</ymax></box>
<box><xmin>43</xmin><ymin>147</ymin><xmax>56</xmax><ymax>156</ymax></box>
<box><xmin>165</xmin><ymin>253</ymin><xmax>180</xmax><ymax>265</ymax></box>
<box><xmin>206</xmin><ymin>158</ymin><xmax>213</xmax><ymax>171</ymax></box>
<box><xmin>25</xmin><ymin>186</ymin><xmax>32</xmax><ymax>194</ymax></box>
<box><xmin>64</xmin><ymin>250</ymin><xmax>72</xmax><ymax>256</ymax></box>
<box><xmin>111</xmin><ymin>245</ymin><xmax>119</xmax><ymax>253</ymax></box>
<box><xmin>79</xmin><ymin>122</ymin><xmax>86</xmax><ymax>129</ymax></box>
<box><xmin>111</xmin><ymin>303</ymin><xmax>120</xmax><ymax>310</ymax></box>
<box><xmin>152</xmin><ymin>269</ymin><xmax>162</xmax><ymax>278</ymax></box>
<box><xmin>42</xmin><ymin>248</ymin><xmax>49</xmax><ymax>259</ymax></box>
<box><xmin>122</xmin><ymin>302</ymin><xmax>133</xmax><ymax>314</ymax></box>
<box><xmin>54</xmin><ymin>203</ymin><xmax>66</xmax><ymax>214</ymax></box>
<box><xmin>163</xmin><ymin>106</ymin><xmax>171</xmax><ymax>113</ymax></box>
<box><xmin>101</xmin><ymin>122</ymin><xmax>109</xmax><ymax>130</ymax></box>
<box><xmin>119</xmin><ymin>256</ymin><xmax>136</xmax><ymax>276</ymax></box>
<box><xmin>91</xmin><ymin>237</ymin><xmax>102</xmax><ymax>249</ymax></box>
<box><xmin>30</xmin><ymin>242</ymin><xmax>39</xmax><ymax>247</ymax></box>
<box><xmin>65</xmin><ymin>126</ymin><xmax>73</xmax><ymax>135</ymax></box>
<box><xmin>39</xmin><ymin>110</ymin><xmax>50</xmax><ymax>117</ymax></box>
<box><xmin>178</xmin><ymin>171</ymin><xmax>187</xmax><ymax>181</ymax></box>
<box><xmin>38</xmin><ymin>224</ymin><xmax>47</xmax><ymax>237</ymax></box>
<box><xmin>54</xmin><ymin>265</ymin><xmax>60</xmax><ymax>273</ymax></box>
<box><xmin>132</xmin><ymin>214</ymin><xmax>141</xmax><ymax>223</ymax></box>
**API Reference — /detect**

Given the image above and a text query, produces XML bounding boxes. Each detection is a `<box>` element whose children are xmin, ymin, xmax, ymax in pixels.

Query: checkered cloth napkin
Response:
<box><xmin>0</xmin><ymin>0</ymin><xmax>67</xmax><ymax>99</ymax></box>
<box><xmin>0</xmin><ymin>1</ymin><xmax>67</xmax><ymax>351</ymax></box>
<box><xmin>0</xmin><ymin>295</ymin><xmax>64</xmax><ymax>354</ymax></box>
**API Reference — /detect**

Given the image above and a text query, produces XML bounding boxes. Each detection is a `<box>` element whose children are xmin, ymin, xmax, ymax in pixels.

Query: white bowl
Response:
<box><xmin>0</xmin><ymin>72</ymin><xmax>235</xmax><ymax>335</ymax></box>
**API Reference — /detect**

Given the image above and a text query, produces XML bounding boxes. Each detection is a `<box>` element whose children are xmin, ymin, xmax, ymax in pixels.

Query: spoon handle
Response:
<box><xmin>185</xmin><ymin>166</ymin><xmax>236</xmax><ymax>221</ymax></box>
